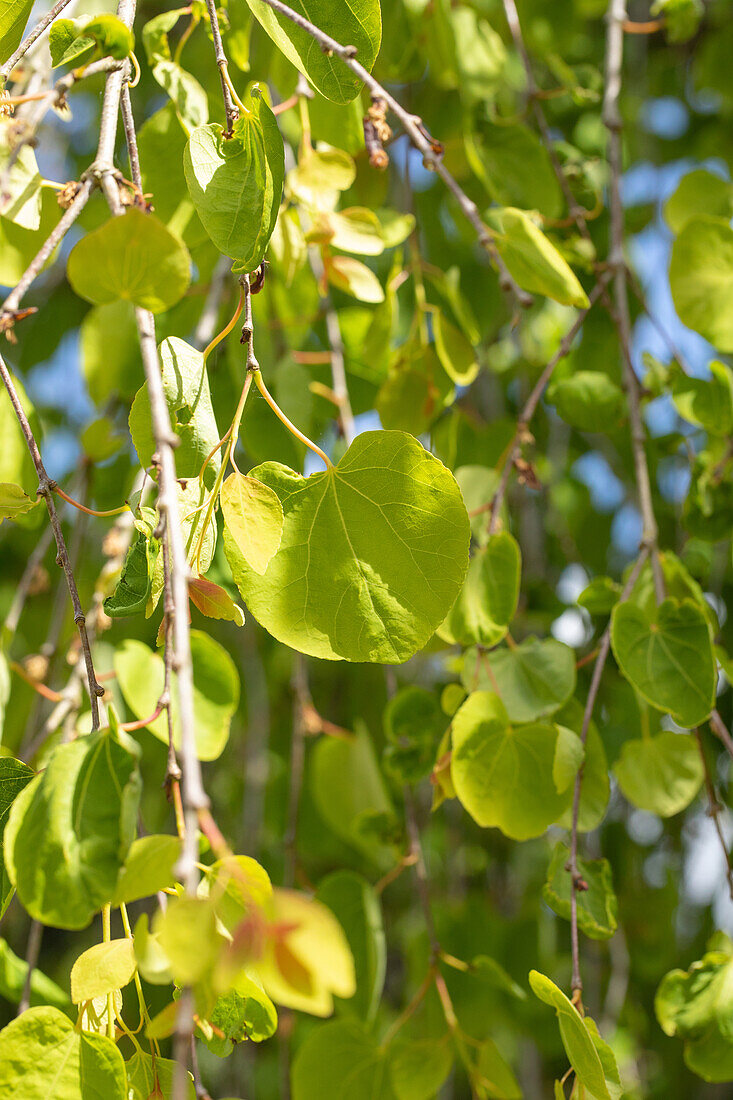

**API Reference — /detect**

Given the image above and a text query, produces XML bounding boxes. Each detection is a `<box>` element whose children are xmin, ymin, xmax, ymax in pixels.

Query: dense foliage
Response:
<box><xmin>1</xmin><ymin>0</ymin><xmax>733</xmax><ymax>1096</ymax></box>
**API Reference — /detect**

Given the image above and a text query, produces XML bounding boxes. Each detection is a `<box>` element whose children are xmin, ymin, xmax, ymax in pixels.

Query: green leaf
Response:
<box><xmin>81</xmin><ymin>300</ymin><xmax>141</xmax><ymax>404</ymax></box>
<box><xmin>70</xmin><ymin>937</ymin><xmax>136</xmax><ymax>1003</ymax></box>
<box><xmin>0</xmin><ymin>135</ymin><xmax>41</xmax><ymax>230</ymax></box>
<box><xmin>316</xmin><ymin>871</ymin><xmax>386</xmax><ymax>1025</ymax></box>
<box><xmin>578</xmin><ymin>576</ymin><xmax>621</xmax><ymax>615</ymax></box>
<box><xmin>431</xmin><ymin>309</ymin><xmax>479</xmax><ymax>386</ymax></box>
<box><xmin>383</xmin><ymin>685</ymin><xmax>447</xmax><ymax>784</ymax></box>
<box><xmin>201</xmin><ymin>978</ymin><xmax>278</xmax><ymax>1054</ymax></box>
<box><xmin>224</xmin><ymin>430</ymin><xmax>470</xmax><ymax>663</ymax></box>
<box><xmin>389</xmin><ymin>1038</ymin><xmax>454</xmax><ymax>1100</ymax></box>
<box><xmin>553</xmin><ymin>724</ymin><xmax>585</xmax><ymax>793</ymax></box>
<box><xmin>0</xmin><ymin>1006</ymin><xmax>127</xmax><ymax>1098</ymax></box>
<box><xmin>656</xmin><ymin>938</ymin><xmax>733</xmax><ymax>1083</ymax></box>
<box><xmin>103</xmin><ymin>509</ymin><xmax>159</xmax><ymax>618</ymax></box>
<box><xmin>529</xmin><ymin>971</ymin><xmax>611</xmax><ymax>1099</ymax></box>
<box><xmin>0</xmin><ymin>938</ymin><xmax>69</xmax><ymax>1009</ymax></box>
<box><xmin>440</xmin><ymin>531</ymin><xmax>521</xmax><ymax>647</ymax></box>
<box><xmin>0</xmin><ymin>0</ymin><xmax>34</xmax><ymax>65</ymax></box>
<box><xmin>548</xmin><ymin>371</ymin><xmax>624</xmax><ymax>433</ymax></box>
<box><xmin>610</xmin><ymin>597</ymin><xmax>716</xmax><ymax>727</ymax></box>
<box><xmin>112</xmin><ymin>834</ymin><xmax>182</xmax><ymax>905</ymax></box>
<box><xmin>4</xmin><ymin>729</ymin><xmax>140</xmax><ymax>928</ymax></box>
<box><xmin>450</xmin><ymin>691</ymin><xmax>573</xmax><ymax>839</ymax></box>
<box><xmin>154</xmin><ymin>60</ymin><xmax>209</xmax><ymax>131</ymax></box>
<box><xmin>0</xmin><ymin>756</ymin><xmax>32</xmax><ymax>917</ymax></box>
<box><xmin>311</xmin><ymin>724</ymin><xmax>394</xmax><ymax>861</ymax></box>
<box><xmin>462</xmin><ymin>637</ymin><xmax>576</xmax><ymax>723</ymax></box>
<box><xmin>67</xmin><ymin>208</ymin><xmax>191</xmax><ymax>313</ymax></box>
<box><xmin>184</xmin><ymin>87</ymin><xmax>284</xmax><ymax>266</ymax></box>
<box><xmin>555</xmin><ymin>699</ymin><xmax>609</xmax><ymax>833</ymax></box>
<box><xmin>311</xmin><ymin>207</ymin><xmax>385</xmax><ymax>256</ymax></box>
<box><xmin>132</xmin><ymin>912</ymin><xmax>173</xmax><ymax>986</ymax></box>
<box><xmin>613</xmin><ymin>731</ymin><xmax>703</xmax><ymax>817</ymax></box>
<box><xmin>126</xmin><ymin>1051</ymin><xmax>195</xmax><ymax>1099</ymax></box>
<box><xmin>114</xmin><ymin>631</ymin><xmax>240</xmax><ymax>761</ymax></box>
<box><xmin>327</xmin><ymin>255</ymin><xmax>385</xmax><ymax>303</ymax></box>
<box><xmin>292</xmin><ymin>1020</ymin><xmax>397</xmax><ymax>1099</ymax></box>
<box><xmin>672</xmin><ymin>360</ymin><xmax>733</xmax><ymax>436</ymax></box>
<box><xmin>471</xmin><ymin>956</ymin><xmax>527</xmax><ymax>1001</ymax></box>
<box><xmin>220</xmin><ymin>471</ymin><xmax>284</xmax><ymax>575</ymax></box>
<box><xmin>669</xmin><ymin>215</ymin><xmax>733</xmax><ymax>352</ymax></box>
<box><xmin>494</xmin><ymin>208</ymin><xmax>589</xmax><ymax>308</ymax></box>
<box><xmin>154</xmin><ymin>895</ymin><xmax>223</xmax><ymax>986</ymax></box>
<box><xmin>0</xmin><ymin>482</ymin><xmax>38</xmax><ymax>522</ymax></box>
<box><xmin>129</xmin><ymin>337</ymin><xmax>222</xmax><ymax>486</ymax></box>
<box><xmin>0</xmin><ymin>188</ymin><xmax>61</xmax><ymax>286</ymax></box>
<box><xmin>0</xmin><ymin>361</ymin><xmax>41</xmax><ymax>509</ymax></box>
<box><xmin>244</xmin><ymin>0</ymin><xmax>382</xmax><ymax>104</ymax></box>
<box><xmin>473</xmin><ymin>1037</ymin><xmax>522</xmax><ymax>1099</ymax></box>
<box><xmin>542</xmin><ymin>841</ymin><xmax>618</xmax><ymax>940</ymax></box>
<box><xmin>664</xmin><ymin>169</ymin><xmax>733</xmax><ymax>234</ymax></box>
<box><xmin>469</xmin><ymin>122</ymin><xmax>563</xmax><ymax>219</ymax></box>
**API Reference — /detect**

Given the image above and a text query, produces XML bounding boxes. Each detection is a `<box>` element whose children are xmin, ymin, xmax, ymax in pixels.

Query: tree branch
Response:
<box><xmin>255</xmin><ymin>0</ymin><xmax>531</xmax><ymax>307</ymax></box>
<box><xmin>487</xmin><ymin>277</ymin><xmax>608</xmax><ymax>533</ymax></box>
<box><xmin>568</xmin><ymin>547</ymin><xmax>649</xmax><ymax>997</ymax></box>
<box><xmin>202</xmin><ymin>0</ymin><xmax>239</xmax><ymax>134</ymax></box>
<box><xmin>603</xmin><ymin>0</ymin><xmax>664</xmax><ymax>604</ymax></box>
<box><xmin>0</xmin><ymin>353</ymin><xmax>104</xmax><ymax>727</ymax></box>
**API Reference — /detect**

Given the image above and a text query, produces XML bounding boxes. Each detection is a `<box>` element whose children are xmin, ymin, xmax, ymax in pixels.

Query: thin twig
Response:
<box><xmin>284</xmin><ymin>654</ymin><xmax>309</xmax><ymax>887</ymax></box>
<box><xmin>603</xmin><ymin>0</ymin><xmax>664</xmax><ymax>605</ymax></box>
<box><xmin>202</xmin><ymin>0</ymin><xmax>239</xmax><ymax>133</ymax></box>
<box><xmin>710</xmin><ymin>709</ymin><xmax>733</xmax><ymax>761</ymax></box>
<box><xmin>120</xmin><ymin>83</ymin><xmax>143</xmax><ymax>194</ymax></box>
<box><xmin>256</xmin><ymin>0</ymin><xmax>531</xmax><ymax>307</ymax></box>
<box><xmin>487</xmin><ymin>278</ymin><xmax>608</xmax><ymax>533</ymax></box>
<box><xmin>308</xmin><ymin>247</ymin><xmax>355</xmax><ymax>444</ymax></box>
<box><xmin>568</xmin><ymin>547</ymin><xmax>649</xmax><ymax>997</ymax></box>
<box><xmin>0</xmin><ymin>354</ymin><xmax>104</xmax><ymax>727</ymax></box>
<box><xmin>695</xmin><ymin>728</ymin><xmax>733</xmax><ymax>902</ymax></box>
<box><xmin>17</xmin><ymin>919</ymin><xmax>43</xmax><ymax>1015</ymax></box>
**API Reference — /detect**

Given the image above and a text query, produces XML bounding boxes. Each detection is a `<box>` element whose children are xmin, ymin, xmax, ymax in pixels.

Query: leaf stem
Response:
<box><xmin>254</xmin><ymin>370</ymin><xmax>332</xmax><ymax>468</ymax></box>
<box><xmin>53</xmin><ymin>484</ymin><xmax>130</xmax><ymax>518</ymax></box>
<box><xmin>203</xmin><ymin>283</ymin><xmax>244</xmax><ymax>364</ymax></box>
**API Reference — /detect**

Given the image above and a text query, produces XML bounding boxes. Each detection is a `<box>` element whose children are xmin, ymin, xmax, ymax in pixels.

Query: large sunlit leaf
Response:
<box><xmin>224</xmin><ymin>430</ymin><xmax>470</xmax><ymax>663</ymax></box>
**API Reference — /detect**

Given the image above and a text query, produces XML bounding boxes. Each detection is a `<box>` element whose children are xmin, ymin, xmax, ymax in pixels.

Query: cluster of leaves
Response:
<box><xmin>1</xmin><ymin>0</ymin><xmax>733</xmax><ymax>1097</ymax></box>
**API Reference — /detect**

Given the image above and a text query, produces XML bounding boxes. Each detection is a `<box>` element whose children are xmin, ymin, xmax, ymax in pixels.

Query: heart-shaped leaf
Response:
<box><xmin>223</xmin><ymin>430</ymin><xmax>470</xmax><ymax>663</ymax></box>
<box><xmin>450</xmin><ymin>691</ymin><xmax>573</xmax><ymax>840</ymax></box>
<box><xmin>613</xmin><ymin>731</ymin><xmax>704</xmax><ymax>817</ymax></box>
<box><xmin>67</xmin><ymin>208</ymin><xmax>190</xmax><ymax>313</ymax></box>
<box><xmin>184</xmin><ymin>87</ymin><xmax>284</xmax><ymax>266</ymax></box>
<box><xmin>610</xmin><ymin>597</ymin><xmax>715</xmax><ymax>727</ymax></box>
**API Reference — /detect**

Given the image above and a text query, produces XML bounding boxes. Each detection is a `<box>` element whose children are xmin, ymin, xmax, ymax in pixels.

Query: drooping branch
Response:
<box><xmin>0</xmin><ymin>353</ymin><xmax>105</xmax><ymax>727</ymax></box>
<box><xmin>202</xmin><ymin>0</ymin><xmax>239</xmax><ymax>134</ymax></box>
<box><xmin>603</xmin><ymin>0</ymin><xmax>664</xmax><ymax>605</ymax></box>
<box><xmin>254</xmin><ymin>0</ymin><xmax>531</xmax><ymax>307</ymax></box>
<box><xmin>487</xmin><ymin>276</ymin><xmax>609</xmax><ymax>533</ymax></box>
<box><xmin>567</xmin><ymin>547</ymin><xmax>649</xmax><ymax>998</ymax></box>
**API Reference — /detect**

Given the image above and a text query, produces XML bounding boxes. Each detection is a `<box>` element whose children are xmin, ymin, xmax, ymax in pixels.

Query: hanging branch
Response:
<box><xmin>486</xmin><ymin>277</ymin><xmax>609</xmax><ymax>533</ymax></box>
<box><xmin>567</xmin><ymin>547</ymin><xmax>649</xmax><ymax>1000</ymax></box>
<box><xmin>695</xmin><ymin>728</ymin><xmax>733</xmax><ymax>902</ymax></box>
<box><xmin>603</xmin><ymin>0</ymin><xmax>664</xmax><ymax>605</ymax></box>
<box><xmin>253</xmin><ymin>0</ymin><xmax>531</xmax><ymax>307</ymax></box>
<box><xmin>202</xmin><ymin>0</ymin><xmax>239</xmax><ymax>134</ymax></box>
<box><xmin>0</xmin><ymin>0</ymin><xmax>75</xmax><ymax>82</ymax></box>
<box><xmin>0</xmin><ymin>353</ymin><xmax>105</xmax><ymax>727</ymax></box>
